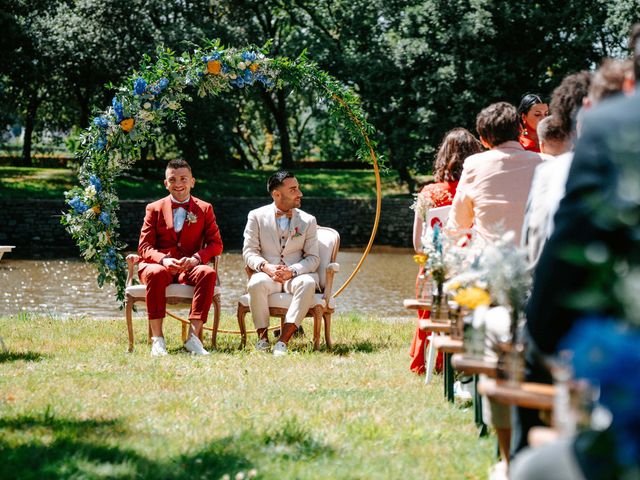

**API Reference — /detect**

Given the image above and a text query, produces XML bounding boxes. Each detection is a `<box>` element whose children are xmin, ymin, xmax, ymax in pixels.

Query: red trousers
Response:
<box><xmin>139</xmin><ymin>264</ymin><xmax>216</xmax><ymax>322</ymax></box>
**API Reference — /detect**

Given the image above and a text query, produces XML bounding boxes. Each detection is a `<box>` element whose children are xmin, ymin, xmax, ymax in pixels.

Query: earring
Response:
<box><xmin>522</xmin><ymin>127</ymin><xmax>528</xmax><ymax>136</ymax></box>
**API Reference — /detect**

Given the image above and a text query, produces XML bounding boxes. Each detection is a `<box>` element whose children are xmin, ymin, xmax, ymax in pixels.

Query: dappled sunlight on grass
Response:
<box><xmin>0</xmin><ymin>313</ymin><xmax>493</xmax><ymax>479</ymax></box>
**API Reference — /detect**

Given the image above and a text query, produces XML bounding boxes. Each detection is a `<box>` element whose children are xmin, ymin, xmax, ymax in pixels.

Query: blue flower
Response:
<box><xmin>242</xmin><ymin>51</ymin><xmax>257</xmax><ymax>62</ymax></box>
<box><xmin>243</xmin><ymin>69</ymin><xmax>254</xmax><ymax>84</ymax></box>
<box><xmin>158</xmin><ymin>78</ymin><xmax>169</xmax><ymax>90</ymax></box>
<box><xmin>96</xmin><ymin>136</ymin><xmax>107</xmax><ymax>151</ymax></box>
<box><xmin>104</xmin><ymin>248</ymin><xmax>118</xmax><ymax>270</ymax></box>
<box><xmin>89</xmin><ymin>175</ymin><xmax>102</xmax><ymax>192</ymax></box>
<box><xmin>256</xmin><ymin>74</ymin><xmax>274</xmax><ymax>88</ymax></box>
<box><xmin>133</xmin><ymin>77</ymin><xmax>147</xmax><ymax>95</ymax></box>
<box><xmin>562</xmin><ymin>318</ymin><xmax>640</xmax><ymax>467</ymax></box>
<box><xmin>231</xmin><ymin>77</ymin><xmax>245</xmax><ymax>88</ymax></box>
<box><xmin>93</xmin><ymin>117</ymin><xmax>109</xmax><ymax>129</ymax></box>
<box><xmin>112</xmin><ymin>97</ymin><xmax>124</xmax><ymax>123</ymax></box>
<box><xmin>202</xmin><ymin>53</ymin><xmax>221</xmax><ymax>62</ymax></box>
<box><xmin>99</xmin><ymin>212</ymin><xmax>110</xmax><ymax>226</ymax></box>
<box><xmin>69</xmin><ymin>197</ymin><xmax>89</xmax><ymax>213</ymax></box>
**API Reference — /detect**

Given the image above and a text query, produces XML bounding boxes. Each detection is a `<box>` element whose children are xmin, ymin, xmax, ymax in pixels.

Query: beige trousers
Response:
<box><xmin>247</xmin><ymin>272</ymin><xmax>317</xmax><ymax>329</ymax></box>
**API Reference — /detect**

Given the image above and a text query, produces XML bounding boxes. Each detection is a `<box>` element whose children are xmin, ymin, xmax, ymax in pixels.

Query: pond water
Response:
<box><xmin>0</xmin><ymin>249</ymin><xmax>417</xmax><ymax>320</ymax></box>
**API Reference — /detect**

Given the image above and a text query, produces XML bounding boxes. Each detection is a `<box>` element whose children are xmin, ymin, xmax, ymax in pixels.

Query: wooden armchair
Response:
<box><xmin>124</xmin><ymin>254</ymin><xmax>221</xmax><ymax>352</ymax></box>
<box><xmin>236</xmin><ymin>226</ymin><xmax>340</xmax><ymax>350</ymax></box>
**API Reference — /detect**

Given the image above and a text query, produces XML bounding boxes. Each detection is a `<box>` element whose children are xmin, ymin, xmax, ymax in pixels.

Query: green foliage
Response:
<box><xmin>61</xmin><ymin>42</ymin><xmax>380</xmax><ymax>304</ymax></box>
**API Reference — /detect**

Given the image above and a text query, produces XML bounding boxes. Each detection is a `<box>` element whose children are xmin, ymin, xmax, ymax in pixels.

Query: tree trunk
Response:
<box><xmin>262</xmin><ymin>89</ymin><xmax>294</xmax><ymax>169</ymax></box>
<box><xmin>21</xmin><ymin>96</ymin><xmax>39</xmax><ymax>167</ymax></box>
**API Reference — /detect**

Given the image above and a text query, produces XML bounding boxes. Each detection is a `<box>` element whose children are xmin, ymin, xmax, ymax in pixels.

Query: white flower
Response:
<box><xmin>143</xmin><ymin>102</ymin><xmax>152</xmax><ymax>109</ymax></box>
<box><xmin>85</xmin><ymin>185</ymin><xmax>97</xmax><ymax>199</ymax></box>
<box><xmin>229</xmin><ymin>73</ymin><xmax>237</xmax><ymax>80</ymax></box>
<box><xmin>238</xmin><ymin>62</ymin><xmax>246</xmax><ymax>70</ymax></box>
<box><xmin>83</xmin><ymin>246</ymin><xmax>96</xmax><ymax>260</ymax></box>
<box><xmin>139</xmin><ymin>110</ymin><xmax>155</xmax><ymax>122</ymax></box>
<box><xmin>168</xmin><ymin>101</ymin><xmax>180</xmax><ymax>110</ymax></box>
<box><xmin>186</xmin><ymin>212</ymin><xmax>198</xmax><ymax>225</ymax></box>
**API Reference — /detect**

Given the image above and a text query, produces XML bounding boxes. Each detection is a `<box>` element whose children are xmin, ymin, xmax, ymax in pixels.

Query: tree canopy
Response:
<box><xmin>1</xmin><ymin>0</ymin><xmax>639</xmax><ymax>184</ymax></box>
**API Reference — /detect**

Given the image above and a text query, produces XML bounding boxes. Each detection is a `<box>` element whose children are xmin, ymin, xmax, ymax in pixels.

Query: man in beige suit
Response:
<box><xmin>242</xmin><ymin>171</ymin><xmax>320</xmax><ymax>356</ymax></box>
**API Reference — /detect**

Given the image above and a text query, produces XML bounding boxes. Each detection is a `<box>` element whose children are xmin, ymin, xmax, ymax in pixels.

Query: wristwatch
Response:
<box><xmin>290</xmin><ymin>267</ymin><xmax>298</xmax><ymax>278</ymax></box>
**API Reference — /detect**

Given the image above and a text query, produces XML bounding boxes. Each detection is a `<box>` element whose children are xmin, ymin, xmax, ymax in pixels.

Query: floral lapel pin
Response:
<box><xmin>291</xmin><ymin>226</ymin><xmax>304</xmax><ymax>238</ymax></box>
<box><xmin>186</xmin><ymin>211</ymin><xmax>198</xmax><ymax>225</ymax></box>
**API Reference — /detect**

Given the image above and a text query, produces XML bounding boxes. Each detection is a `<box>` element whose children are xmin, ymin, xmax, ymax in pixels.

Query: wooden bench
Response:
<box><xmin>451</xmin><ymin>354</ymin><xmax>498</xmax><ymax>377</ymax></box>
<box><xmin>477</xmin><ymin>379</ymin><xmax>555</xmax><ymax>411</ymax></box>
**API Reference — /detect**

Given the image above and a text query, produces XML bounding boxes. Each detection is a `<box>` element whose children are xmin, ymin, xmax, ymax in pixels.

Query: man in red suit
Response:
<box><xmin>138</xmin><ymin>159</ymin><xmax>223</xmax><ymax>356</ymax></box>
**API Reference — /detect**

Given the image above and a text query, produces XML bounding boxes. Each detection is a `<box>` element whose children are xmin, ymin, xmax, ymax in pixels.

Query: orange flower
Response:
<box><xmin>207</xmin><ymin>60</ymin><xmax>222</xmax><ymax>75</ymax></box>
<box><xmin>92</xmin><ymin>205</ymin><xmax>101</xmax><ymax>214</ymax></box>
<box><xmin>249</xmin><ymin>64</ymin><xmax>259</xmax><ymax>73</ymax></box>
<box><xmin>120</xmin><ymin>118</ymin><xmax>135</xmax><ymax>132</ymax></box>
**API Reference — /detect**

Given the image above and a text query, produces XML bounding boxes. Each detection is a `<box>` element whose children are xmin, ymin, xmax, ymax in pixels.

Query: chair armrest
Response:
<box><xmin>126</xmin><ymin>254</ymin><xmax>141</xmax><ymax>287</ymax></box>
<box><xmin>323</xmin><ymin>263</ymin><xmax>340</xmax><ymax>300</ymax></box>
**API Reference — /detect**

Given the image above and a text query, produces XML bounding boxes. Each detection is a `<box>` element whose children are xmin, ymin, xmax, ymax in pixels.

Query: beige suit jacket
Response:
<box><xmin>242</xmin><ymin>203</ymin><xmax>320</xmax><ymax>281</ymax></box>
<box><xmin>447</xmin><ymin>141</ymin><xmax>542</xmax><ymax>244</ymax></box>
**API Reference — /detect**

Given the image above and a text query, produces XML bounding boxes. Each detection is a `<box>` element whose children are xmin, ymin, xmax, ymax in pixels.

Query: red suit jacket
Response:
<box><xmin>138</xmin><ymin>195</ymin><xmax>223</xmax><ymax>266</ymax></box>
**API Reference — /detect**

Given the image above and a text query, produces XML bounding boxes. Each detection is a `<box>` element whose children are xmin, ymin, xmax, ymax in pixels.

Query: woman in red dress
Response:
<box><xmin>409</xmin><ymin>128</ymin><xmax>483</xmax><ymax>374</ymax></box>
<box><xmin>517</xmin><ymin>93</ymin><xmax>549</xmax><ymax>153</ymax></box>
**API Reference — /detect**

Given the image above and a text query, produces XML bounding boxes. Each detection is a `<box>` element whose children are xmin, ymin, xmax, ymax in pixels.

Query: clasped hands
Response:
<box><xmin>262</xmin><ymin>263</ymin><xmax>294</xmax><ymax>283</ymax></box>
<box><xmin>161</xmin><ymin>256</ymin><xmax>200</xmax><ymax>275</ymax></box>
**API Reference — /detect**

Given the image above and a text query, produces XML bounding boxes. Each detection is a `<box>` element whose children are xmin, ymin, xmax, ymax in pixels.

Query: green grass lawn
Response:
<box><xmin>0</xmin><ymin>313</ymin><xmax>493</xmax><ymax>479</ymax></box>
<box><xmin>0</xmin><ymin>167</ymin><xmax>411</xmax><ymax>200</ymax></box>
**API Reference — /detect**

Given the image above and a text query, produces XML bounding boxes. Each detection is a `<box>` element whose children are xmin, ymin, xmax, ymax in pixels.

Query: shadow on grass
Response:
<box><xmin>0</xmin><ymin>350</ymin><xmax>43</xmax><ymax>363</ymax></box>
<box><xmin>328</xmin><ymin>340</ymin><xmax>382</xmax><ymax>356</ymax></box>
<box><xmin>0</xmin><ymin>411</ymin><xmax>334</xmax><ymax>479</ymax></box>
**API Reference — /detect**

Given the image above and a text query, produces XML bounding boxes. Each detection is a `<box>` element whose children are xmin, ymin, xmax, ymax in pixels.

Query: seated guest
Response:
<box><xmin>410</xmin><ymin>128</ymin><xmax>483</xmax><ymax>375</ymax></box>
<box><xmin>138</xmin><ymin>159</ymin><xmax>223</xmax><ymax>356</ymax></box>
<box><xmin>446</xmin><ymin>102</ymin><xmax>542</xmax><ymax>245</ymax></box>
<box><xmin>514</xmin><ymin>25</ymin><xmax>640</xmax><ymax>463</ymax></box>
<box><xmin>517</xmin><ymin>94</ymin><xmax>549</xmax><ymax>153</ymax></box>
<box><xmin>520</xmin><ymin>72</ymin><xmax>592</xmax><ymax>269</ymax></box>
<box><xmin>536</xmin><ymin>116</ymin><xmax>572</xmax><ymax>157</ymax></box>
<box><xmin>242</xmin><ymin>171</ymin><xmax>320</xmax><ymax>356</ymax></box>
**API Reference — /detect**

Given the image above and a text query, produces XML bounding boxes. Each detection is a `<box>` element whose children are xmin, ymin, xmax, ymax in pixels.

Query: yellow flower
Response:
<box><xmin>207</xmin><ymin>60</ymin><xmax>222</xmax><ymax>75</ymax></box>
<box><xmin>453</xmin><ymin>287</ymin><xmax>491</xmax><ymax>310</ymax></box>
<box><xmin>413</xmin><ymin>254</ymin><xmax>428</xmax><ymax>265</ymax></box>
<box><xmin>92</xmin><ymin>205</ymin><xmax>101</xmax><ymax>214</ymax></box>
<box><xmin>120</xmin><ymin>118</ymin><xmax>135</xmax><ymax>132</ymax></box>
<box><xmin>249</xmin><ymin>64</ymin><xmax>259</xmax><ymax>73</ymax></box>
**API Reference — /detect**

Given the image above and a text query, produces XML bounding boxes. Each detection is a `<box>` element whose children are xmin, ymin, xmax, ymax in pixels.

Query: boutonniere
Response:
<box><xmin>186</xmin><ymin>211</ymin><xmax>198</xmax><ymax>225</ymax></box>
<box><xmin>291</xmin><ymin>226</ymin><xmax>304</xmax><ymax>238</ymax></box>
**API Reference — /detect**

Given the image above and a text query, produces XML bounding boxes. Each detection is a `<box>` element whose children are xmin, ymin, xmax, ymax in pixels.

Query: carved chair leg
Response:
<box><xmin>312</xmin><ymin>306</ymin><xmax>323</xmax><ymax>350</ymax></box>
<box><xmin>323</xmin><ymin>312</ymin><xmax>333</xmax><ymax>350</ymax></box>
<box><xmin>125</xmin><ymin>296</ymin><xmax>135</xmax><ymax>353</ymax></box>
<box><xmin>181</xmin><ymin>322</ymin><xmax>189</xmax><ymax>343</ymax></box>
<box><xmin>212</xmin><ymin>293</ymin><xmax>221</xmax><ymax>350</ymax></box>
<box><xmin>237</xmin><ymin>303</ymin><xmax>248</xmax><ymax>350</ymax></box>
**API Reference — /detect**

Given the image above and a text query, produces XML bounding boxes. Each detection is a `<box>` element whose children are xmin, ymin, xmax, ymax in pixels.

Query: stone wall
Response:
<box><xmin>0</xmin><ymin>198</ymin><xmax>414</xmax><ymax>258</ymax></box>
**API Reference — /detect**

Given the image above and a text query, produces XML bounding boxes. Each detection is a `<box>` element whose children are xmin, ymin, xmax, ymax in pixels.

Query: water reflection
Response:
<box><xmin>0</xmin><ymin>249</ymin><xmax>416</xmax><ymax>319</ymax></box>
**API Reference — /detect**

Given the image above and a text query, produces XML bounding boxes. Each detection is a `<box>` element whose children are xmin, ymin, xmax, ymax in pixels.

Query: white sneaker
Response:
<box><xmin>184</xmin><ymin>334</ymin><xmax>209</xmax><ymax>355</ymax></box>
<box><xmin>272</xmin><ymin>341</ymin><xmax>288</xmax><ymax>357</ymax></box>
<box><xmin>151</xmin><ymin>336</ymin><xmax>168</xmax><ymax>356</ymax></box>
<box><xmin>454</xmin><ymin>380</ymin><xmax>473</xmax><ymax>402</ymax></box>
<box><xmin>255</xmin><ymin>339</ymin><xmax>271</xmax><ymax>352</ymax></box>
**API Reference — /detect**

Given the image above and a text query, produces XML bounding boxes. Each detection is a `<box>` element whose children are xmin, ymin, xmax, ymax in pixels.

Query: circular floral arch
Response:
<box><xmin>62</xmin><ymin>40</ymin><xmax>382</xmax><ymax>304</ymax></box>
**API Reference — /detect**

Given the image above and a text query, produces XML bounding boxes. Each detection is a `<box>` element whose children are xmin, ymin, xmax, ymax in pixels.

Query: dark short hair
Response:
<box><xmin>476</xmin><ymin>102</ymin><xmax>520</xmax><ymax>147</ymax></box>
<box><xmin>629</xmin><ymin>23</ymin><xmax>640</xmax><ymax>81</ymax></box>
<box><xmin>267</xmin><ymin>170</ymin><xmax>295</xmax><ymax>193</ymax></box>
<box><xmin>517</xmin><ymin>93</ymin><xmax>545</xmax><ymax>128</ymax></box>
<box><xmin>549</xmin><ymin>71</ymin><xmax>591</xmax><ymax>136</ymax></box>
<box><xmin>433</xmin><ymin>128</ymin><xmax>483</xmax><ymax>182</ymax></box>
<box><xmin>166</xmin><ymin>159</ymin><xmax>192</xmax><ymax>172</ymax></box>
